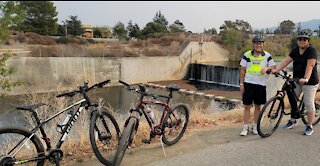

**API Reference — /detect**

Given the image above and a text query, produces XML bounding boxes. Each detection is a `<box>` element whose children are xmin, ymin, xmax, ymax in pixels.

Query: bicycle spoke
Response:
<box><xmin>258</xmin><ymin>96</ymin><xmax>283</xmax><ymax>138</ymax></box>
<box><xmin>90</xmin><ymin>111</ymin><xmax>120</xmax><ymax>165</ymax></box>
<box><xmin>163</xmin><ymin>105</ymin><xmax>188</xmax><ymax>143</ymax></box>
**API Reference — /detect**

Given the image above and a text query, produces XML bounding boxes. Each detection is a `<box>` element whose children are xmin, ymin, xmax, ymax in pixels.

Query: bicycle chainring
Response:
<box><xmin>48</xmin><ymin>149</ymin><xmax>64</xmax><ymax>164</ymax></box>
<box><xmin>0</xmin><ymin>156</ymin><xmax>15</xmax><ymax>166</ymax></box>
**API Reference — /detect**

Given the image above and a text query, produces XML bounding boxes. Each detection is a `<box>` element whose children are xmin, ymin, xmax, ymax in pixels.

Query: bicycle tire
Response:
<box><xmin>257</xmin><ymin>96</ymin><xmax>284</xmax><ymax>138</ymax></box>
<box><xmin>0</xmin><ymin>128</ymin><xmax>45</xmax><ymax>166</ymax></box>
<box><xmin>301</xmin><ymin>90</ymin><xmax>320</xmax><ymax>126</ymax></box>
<box><xmin>89</xmin><ymin>109</ymin><xmax>120</xmax><ymax>166</ymax></box>
<box><xmin>113</xmin><ymin>118</ymin><xmax>135</xmax><ymax>166</ymax></box>
<box><xmin>162</xmin><ymin>103</ymin><xmax>189</xmax><ymax>146</ymax></box>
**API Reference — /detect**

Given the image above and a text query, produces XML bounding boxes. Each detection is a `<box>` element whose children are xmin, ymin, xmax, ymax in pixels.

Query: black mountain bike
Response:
<box><xmin>113</xmin><ymin>80</ymin><xmax>189</xmax><ymax>166</ymax></box>
<box><xmin>257</xmin><ymin>70</ymin><xmax>320</xmax><ymax>138</ymax></box>
<box><xmin>0</xmin><ymin>80</ymin><xmax>120</xmax><ymax>166</ymax></box>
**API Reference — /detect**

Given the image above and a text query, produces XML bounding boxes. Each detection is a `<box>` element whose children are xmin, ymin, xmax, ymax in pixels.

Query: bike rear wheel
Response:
<box><xmin>0</xmin><ymin>128</ymin><xmax>45</xmax><ymax>166</ymax></box>
<box><xmin>162</xmin><ymin>104</ymin><xmax>189</xmax><ymax>146</ymax></box>
<box><xmin>89</xmin><ymin>109</ymin><xmax>120</xmax><ymax>166</ymax></box>
<box><xmin>301</xmin><ymin>90</ymin><xmax>320</xmax><ymax>126</ymax></box>
<box><xmin>257</xmin><ymin>96</ymin><xmax>284</xmax><ymax>138</ymax></box>
<box><xmin>113</xmin><ymin>118</ymin><xmax>136</xmax><ymax>166</ymax></box>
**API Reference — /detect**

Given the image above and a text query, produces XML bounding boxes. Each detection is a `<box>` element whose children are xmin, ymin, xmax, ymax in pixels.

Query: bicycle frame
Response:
<box><xmin>273</xmin><ymin>71</ymin><xmax>306</xmax><ymax>117</ymax></box>
<box><xmin>9</xmin><ymin>99</ymin><xmax>95</xmax><ymax>165</ymax></box>
<box><xmin>125</xmin><ymin>94</ymin><xmax>173</xmax><ymax>143</ymax></box>
<box><xmin>139</xmin><ymin>98</ymin><xmax>171</xmax><ymax>135</ymax></box>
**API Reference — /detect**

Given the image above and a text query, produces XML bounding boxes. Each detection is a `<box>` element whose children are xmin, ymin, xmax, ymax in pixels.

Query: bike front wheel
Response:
<box><xmin>301</xmin><ymin>90</ymin><xmax>320</xmax><ymax>126</ymax></box>
<box><xmin>162</xmin><ymin>103</ymin><xmax>189</xmax><ymax>146</ymax></box>
<box><xmin>257</xmin><ymin>96</ymin><xmax>284</xmax><ymax>138</ymax></box>
<box><xmin>0</xmin><ymin>128</ymin><xmax>45</xmax><ymax>166</ymax></box>
<box><xmin>89</xmin><ymin>109</ymin><xmax>120</xmax><ymax>166</ymax></box>
<box><xmin>113</xmin><ymin>118</ymin><xmax>136</xmax><ymax>166</ymax></box>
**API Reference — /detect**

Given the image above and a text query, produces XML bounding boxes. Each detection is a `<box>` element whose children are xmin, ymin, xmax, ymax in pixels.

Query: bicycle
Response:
<box><xmin>0</xmin><ymin>80</ymin><xmax>120</xmax><ymax>166</ymax></box>
<box><xmin>257</xmin><ymin>70</ymin><xmax>320</xmax><ymax>138</ymax></box>
<box><xmin>113</xmin><ymin>80</ymin><xmax>189</xmax><ymax>166</ymax></box>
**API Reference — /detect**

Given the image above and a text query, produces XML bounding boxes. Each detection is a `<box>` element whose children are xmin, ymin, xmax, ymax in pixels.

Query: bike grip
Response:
<box><xmin>119</xmin><ymin>80</ymin><xmax>130</xmax><ymax>87</ymax></box>
<box><xmin>56</xmin><ymin>92</ymin><xmax>71</xmax><ymax>98</ymax></box>
<box><xmin>97</xmin><ymin>79</ymin><xmax>111</xmax><ymax>88</ymax></box>
<box><xmin>266</xmin><ymin>70</ymin><xmax>272</xmax><ymax>74</ymax></box>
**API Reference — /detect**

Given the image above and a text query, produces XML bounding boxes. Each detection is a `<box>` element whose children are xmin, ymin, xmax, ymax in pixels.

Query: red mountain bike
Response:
<box><xmin>113</xmin><ymin>80</ymin><xmax>189</xmax><ymax>166</ymax></box>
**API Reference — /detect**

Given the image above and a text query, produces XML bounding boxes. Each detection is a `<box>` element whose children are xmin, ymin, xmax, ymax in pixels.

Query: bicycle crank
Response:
<box><xmin>48</xmin><ymin>149</ymin><xmax>64</xmax><ymax>164</ymax></box>
<box><xmin>0</xmin><ymin>156</ymin><xmax>15</xmax><ymax>166</ymax></box>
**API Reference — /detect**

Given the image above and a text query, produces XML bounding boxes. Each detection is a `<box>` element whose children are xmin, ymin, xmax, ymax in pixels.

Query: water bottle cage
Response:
<box><xmin>56</xmin><ymin>124</ymin><xmax>67</xmax><ymax>133</ymax></box>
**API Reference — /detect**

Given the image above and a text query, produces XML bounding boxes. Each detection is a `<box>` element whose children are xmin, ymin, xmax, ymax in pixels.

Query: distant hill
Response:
<box><xmin>254</xmin><ymin>19</ymin><xmax>320</xmax><ymax>32</ymax></box>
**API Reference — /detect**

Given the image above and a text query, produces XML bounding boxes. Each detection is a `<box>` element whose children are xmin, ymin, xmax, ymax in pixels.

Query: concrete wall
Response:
<box><xmin>120</xmin><ymin>56</ymin><xmax>181</xmax><ymax>83</ymax></box>
<box><xmin>6</xmin><ymin>56</ymin><xmax>181</xmax><ymax>94</ymax></box>
<box><xmin>5</xmin><ymin>41</ymin><xmax>230</xmax><ymax>95</ymax></box>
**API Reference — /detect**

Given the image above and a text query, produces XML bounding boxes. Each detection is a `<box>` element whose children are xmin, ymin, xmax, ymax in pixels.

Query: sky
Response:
<box><xmin>52</xmin><ymin>1</ymin><xmax>320</xmax><ymax>33</ymax></box>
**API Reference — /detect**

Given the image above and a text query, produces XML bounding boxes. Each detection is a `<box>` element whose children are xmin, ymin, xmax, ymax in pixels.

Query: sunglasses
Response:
<box><xmin>298</xmin><ymin>38</ymin><xmax>308</xmax><ymax>41</ymax></box>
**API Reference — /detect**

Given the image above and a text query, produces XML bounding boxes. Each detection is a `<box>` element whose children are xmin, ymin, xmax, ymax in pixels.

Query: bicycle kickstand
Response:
<box><xmin>160</xmin><ymin>135</ymin><xmax>167</xmax><ymax>157</ymax></box>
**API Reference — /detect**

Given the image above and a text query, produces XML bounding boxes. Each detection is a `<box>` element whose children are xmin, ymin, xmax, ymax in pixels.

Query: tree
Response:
<box><xmin>64</xmin><ymin>15</ymin><xmax>83</xmax><ymax>36</ymax></box>
<box><xmin>93</xmin><ymin>27</ymin><xmax>102</xmax><ymax>38</ymax></box>
<box><xmin>275</xmin><ymin>20</ymin><xmax>295</xmax><ymax>35</ymax></box>
<box><xmin>169</xmin><ymin>20</ymin><xmax>186</xmax><ymax>33</ymax></box>
<box><xmin>219</xmin><ymin>28</ymin><xmax>250</xmax><ymax>60</ymax></box>
<box><xmin>126</xmin><ymin>20</ymin><xmax>141</xmax><ymax>38</ymax></box>
<box><xmin>126</xmin><ymin>20</ymin><xmax>134</xmax><ymax>37</ymax></box>
<box><xmin>112</xmin><ymin>22</ymin><xmax>127</xmax><ymax>40</ymax></box>
<box><xmin>297</xmin><ymin>22</ymin><xmax>301</xmax><ymax>33</ymax></box>
<box><xmin>99</xmin><ymin>26</ymin><xmax>112</xmax><ymax>38</ymax></box>
<box><xmin>127</xmin><ymin>21</ymin><xmax>141</xmax><ymax>39</ymax></box>
<box><xmin>141</xmin><ymin>22</ymin><xmax>168</xmax><ymax>38</ymax></box>
<box><xmin>18</xmin><ymin>1</ymin><xmax>58</xmax><ymax>35</ymax></box>
<box><xmin>254</xmin><ymin>30</ymin><xmax>260</xmax><ymax>34</ymax></box>
<box><xmin>266</xmin><ymin>28</ymin><xmax>271</xmax><ymax>34</ymax></box>
<box><xmin>254</xmin><ymin>29</ymin><xmax>264</xmax><ymax>35</ymax></box>
<box><xmin>56</xmin><ymin>24</ymin><xmax>66</xmax><ymax>36</ymax></box>
<box><xmin>203</xmin><ymin>28</ymin><xmax>217</xmax><ymax>35</ymax></box>
<box><xmin>219</xmin><ymin>19</ymin><xmax>252</xmax><ymax>33</ymax></box>
<box><xmin>0</xmin><ymin>2</ymin><xmax>23</xmax><ymax>95</ymax></box>
<box><xmin>153</xmin><ymin>10</ymin><xmax>168</xmax><ymax>27</ymax></box>
<box><xmin>219</xmin><ymin>20</ymin><xmax>236</xmax><ymax>30</ymax></box>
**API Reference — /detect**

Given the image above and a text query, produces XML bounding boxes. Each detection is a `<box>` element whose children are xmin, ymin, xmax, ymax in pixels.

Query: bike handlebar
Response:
<box><xmin>118</xmin><ymin>80</ymin><xmax>172</xmax><ymax>99</ymax></box>
<box><xmin>118</xmin><ymin>80</ymin><xmax>136</xmax><ymax>91</ymax></box>
<box><xmin>56</xmin><ymin>79</ymin><xmax>111</xmax><ymax>98</ymax></box>
<box><xmin>267</xmin><ymin>70</ymin><xmax>299</xmax><ymax>83</ymax></box>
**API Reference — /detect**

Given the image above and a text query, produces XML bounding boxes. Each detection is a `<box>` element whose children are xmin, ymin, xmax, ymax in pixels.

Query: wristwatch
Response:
<box><xmin>240</xmin><ymin>83</ymin><xmax>244</xmax><ymax>86</ymax></box>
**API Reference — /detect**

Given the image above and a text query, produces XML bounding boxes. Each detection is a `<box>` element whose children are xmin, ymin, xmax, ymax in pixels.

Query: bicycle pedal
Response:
<box><xmin>142</xmin><ymin>139</ymin><xmax>151</xmax><ymax>144</ymax></box>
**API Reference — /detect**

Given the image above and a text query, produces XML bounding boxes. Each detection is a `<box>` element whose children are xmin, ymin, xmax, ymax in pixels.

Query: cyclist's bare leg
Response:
<box><xmin>253</xmin><ymin>104</ymin><xmax>261</xmax><ymax>124</ymax></box>
<box><xmin>243</xmin><ymin>105</ymin><xmax>252</xmax><ymax>124</ymax></box>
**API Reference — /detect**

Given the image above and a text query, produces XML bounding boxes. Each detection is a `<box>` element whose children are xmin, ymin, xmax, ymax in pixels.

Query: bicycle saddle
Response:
<box><xmin>16</xmin><ymin>103</ymin><xmax>46</xmax><ymax>111</ymax></box>
<box><xmin>166</xmin><ymin>84</ymin><xmax>180</xmax><ymax>91</ymax></box>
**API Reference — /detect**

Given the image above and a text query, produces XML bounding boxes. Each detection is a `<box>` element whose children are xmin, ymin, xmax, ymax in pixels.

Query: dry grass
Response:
<box><xmin>9</xmin><ymin>32</ymin><xmax>57</xmax><ymax>45</ymax></box>
<box><xmin>13</xmin><ymin>32</ymin><xmax>195</xmax><ymax>57</ymax></box>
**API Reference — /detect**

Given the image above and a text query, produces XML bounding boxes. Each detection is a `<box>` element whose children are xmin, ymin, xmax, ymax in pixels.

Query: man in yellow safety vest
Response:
<box><xmin>239</xmin><ymin>35</ymin><xmax>276</xmax><ymax>136</ymax></box>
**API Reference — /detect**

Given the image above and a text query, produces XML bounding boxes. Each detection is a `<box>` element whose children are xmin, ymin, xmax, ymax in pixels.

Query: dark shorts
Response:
<box><xmin>242</xmin><ymin>82</ymin><xmax>266</xmax><ymax>105</ymax></box>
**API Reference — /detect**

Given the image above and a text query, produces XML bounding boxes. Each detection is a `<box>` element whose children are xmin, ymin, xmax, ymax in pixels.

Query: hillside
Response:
<box><xmin>254</xmin><ymin>19</ymin><xmax>320</xmax><ymax>32</ymax></box>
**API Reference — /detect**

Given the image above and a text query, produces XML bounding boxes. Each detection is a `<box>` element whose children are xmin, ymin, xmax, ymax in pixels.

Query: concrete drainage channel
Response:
<box><xmin>144</xmin><ymin>83</ymin><xmax>242</xmax><ymax>110</ymax></box>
